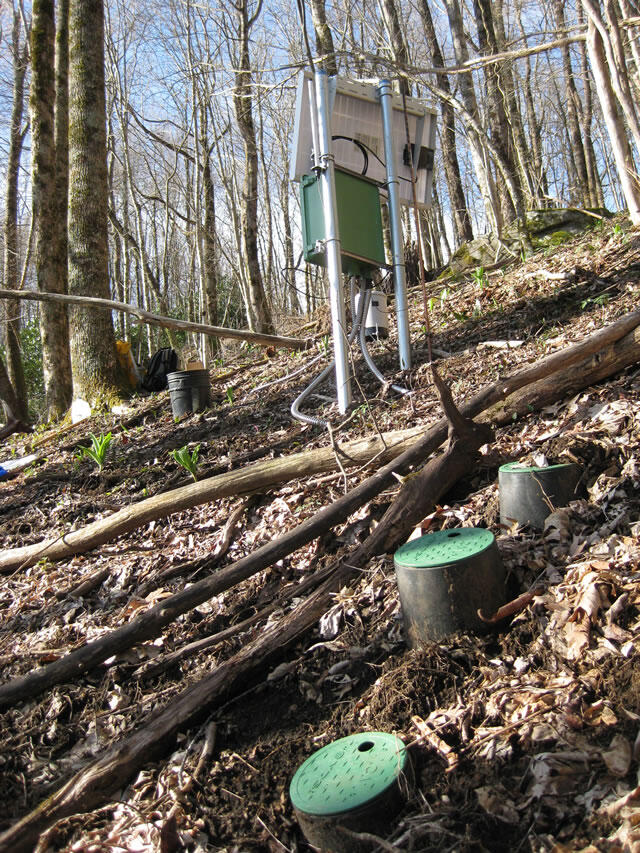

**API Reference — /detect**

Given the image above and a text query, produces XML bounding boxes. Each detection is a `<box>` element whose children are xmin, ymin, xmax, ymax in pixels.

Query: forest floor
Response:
<box><xmin>2</xmin><ymin>214</ymin><xmax>640</xmax><ymax>852</ymax></box>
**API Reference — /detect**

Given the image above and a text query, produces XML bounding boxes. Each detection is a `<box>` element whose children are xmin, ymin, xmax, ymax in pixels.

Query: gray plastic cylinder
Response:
<box><xmin>167</xmin><ymin>370</ymin><xmax>210</xmax><ymax>417</ymax></box>
<box><xmin>356</xmin><ymin>289</ymin><xmax>389</xmax><ymax>340</ymax></box>
<box><xmin>499</xmin><ymin>462</ymin><xmax>582</xmax><ymax>530</ymax></box>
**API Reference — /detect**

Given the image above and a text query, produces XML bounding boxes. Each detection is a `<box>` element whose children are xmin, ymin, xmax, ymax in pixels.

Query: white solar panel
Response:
<box><xmin>290</xmin><ymin>71</ymin><xmax>437</xmax><ymax>207</ymax></box>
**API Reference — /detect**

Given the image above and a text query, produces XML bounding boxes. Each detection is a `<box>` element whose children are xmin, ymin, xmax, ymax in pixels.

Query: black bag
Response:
<box><xmin>141</xmin><ymin>347</ymin><xmax>178</xmax><ymax>392</ymax></box>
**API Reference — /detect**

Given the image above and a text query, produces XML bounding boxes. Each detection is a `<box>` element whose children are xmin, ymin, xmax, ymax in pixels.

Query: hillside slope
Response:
<box><xmin>1</xmin><ymin>214</ymin><xmax>640</xmax><ymax>851</ymax></box>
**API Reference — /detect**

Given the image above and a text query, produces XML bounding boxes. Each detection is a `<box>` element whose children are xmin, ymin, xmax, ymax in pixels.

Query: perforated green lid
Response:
<box><xmin>290</xmin><ymin>732</ymin><xmax>407</xmax><ymax>816</ymax></box>
<box><xmin>394</xmin><ymin>528</ymin><xmax>495</xmax><ymax>569</ymax></box>
<box><xmin>499</xmin><ymin>462</ymin><xmax>574</xmax><ymax>474</ymax></box>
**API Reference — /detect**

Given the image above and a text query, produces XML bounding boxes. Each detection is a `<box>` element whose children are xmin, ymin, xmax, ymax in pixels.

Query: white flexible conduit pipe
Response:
<box><xmin>290</xmin><ymin>281</ymin><xmax>411</xmax><ymax>427</ymax></box>
<box><xmin>358</xmin><ymin>292</ymin><xmax>412</xmax><ymax>397</ymax></box>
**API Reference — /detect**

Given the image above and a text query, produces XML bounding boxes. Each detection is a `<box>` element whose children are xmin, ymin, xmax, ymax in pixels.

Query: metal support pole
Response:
<box><xmin>314</xmin><ymin>71</ymin><xmax>351</xmax><ymax>413</ymax></box>
<box><xmin>378</xmin><ymin>79</ymin><xmax>412</xmax><ymax>370</ymax></box>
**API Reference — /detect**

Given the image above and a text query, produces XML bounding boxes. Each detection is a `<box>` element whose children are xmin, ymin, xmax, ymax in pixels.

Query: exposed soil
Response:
<box><xmin>2</xmin><ymin>215</ymin><xmax>640</xmax><ymax>851</ymax></box>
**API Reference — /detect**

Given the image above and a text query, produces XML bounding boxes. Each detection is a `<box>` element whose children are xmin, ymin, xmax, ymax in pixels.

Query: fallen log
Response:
<box><xmin>2</xmin><ymin>307</ymin><xmax>639</xmax><ymax>576</ymax></box>
<box><xmin>0</xmin><ymin>425</ymin><xmax>425</xmax><ymax>573</ymax></box>
<box><xmin>0</xmin><ymin>288</ymin><xmax>309</xmax><ymax>351</ymax></box>
<box><xmin>0</xmin><ymin>370</ymin><xmax>491</xmax><ymax>853</ymax></box>
<box><xmin>485</xmin><ymin>321</ymin><xmax>640</xmax><ymax>425</ymax></box>
<box><xmin>1</xmin><ymin>310</ymin><xmax>639</xmax><ymax>708</ymax></box>
<box><xmin>0</xmin><ymin>423</ymin><xmax>446</xmax><ymax>708</ymax></box>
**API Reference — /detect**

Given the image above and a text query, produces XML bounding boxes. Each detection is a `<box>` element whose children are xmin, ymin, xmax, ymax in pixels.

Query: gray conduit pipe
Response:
<box><xmin>291</xmin><ymin>281</ymin><xmax>366</xmax><ymax>427</ymax></box>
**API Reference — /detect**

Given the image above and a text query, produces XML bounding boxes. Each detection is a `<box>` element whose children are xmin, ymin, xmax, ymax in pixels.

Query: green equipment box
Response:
<box><xmin>300</xmin><ymin>167</ymin><xmax>386</xmax><ymax>276</ymax></box>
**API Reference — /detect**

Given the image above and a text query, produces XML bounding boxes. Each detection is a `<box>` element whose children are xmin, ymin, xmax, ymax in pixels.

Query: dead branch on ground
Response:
<box><xmin>3</xmin><ymin>306</ymin><xmax>639</xmax><ymax>577</ymax></box>
<box><xmin>0</xmin><ymin>368</ymin><xmax>491</xmax><ymax>853</ymax></box>
<box><xmin>0</xmin><ymin>425</ymin><xmax>424</xmax><ymax>573</ymax></box>
<box><xmin>0</xmin><ymin>288</ymin><xmax>309</xmax><ymax>351</ymax></box>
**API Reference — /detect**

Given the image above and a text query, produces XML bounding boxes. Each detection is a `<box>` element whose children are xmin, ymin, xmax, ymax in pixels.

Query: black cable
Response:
<box><xmin>295</xmin><ymin>0</ymin><xmax>315</xmax><ymax>69</ymax></box>
<box><xmin>331</xmin><ymin>135</ymin><xmax>414</xmax><ymax>184</ymax></box>
<box><xmin>331</xmin><ymin>135</ymin><xmax>369</xmax><ymax>175</ymax></box>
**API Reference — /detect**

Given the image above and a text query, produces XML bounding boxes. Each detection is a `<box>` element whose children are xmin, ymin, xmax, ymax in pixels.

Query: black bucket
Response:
<box><xmin>499</xmin><ymin>462</ymin><xmax>583</xmax><ymax>531</ymax></box>
<box><xmin>167</xmin><ymin>370</ymin><xmax>210</xmax><ymax>418</ymax></box>
<box><xmin>394</xmin><ymin>529</ymin><xmax>506</xmax><ymax>644</ymax></box>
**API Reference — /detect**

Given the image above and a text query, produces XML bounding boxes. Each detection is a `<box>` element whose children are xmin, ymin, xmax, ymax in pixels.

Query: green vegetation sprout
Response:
<box><xmin>171</xmin><ymin>444</ymin><xmax>201</xmax><ymax>481</ymax></box>
<box><xmin>471</xmin><ymin>266</ymin><xmax>488</xmax><ymax>289</ymax></box>
<box><xmin>76</xmin><ymin>432</ymin><xmax>113</xmax><ymax>471</ymax></box>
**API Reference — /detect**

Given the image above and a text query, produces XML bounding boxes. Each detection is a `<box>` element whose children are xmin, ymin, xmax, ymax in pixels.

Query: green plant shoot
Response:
<box><xmin>171</xmin><ymin>444</ymin><xmax>200</xmax><ymax>481</ymax></box>
<box><xmin>76</xmin><ymin>432</ymin><xmax>113</xmax><ymax>471</ymax></box>
<box><xmin>471</xmin><ymin>266</ymin><xmax>488</xmax><ymax>289</ymax></box>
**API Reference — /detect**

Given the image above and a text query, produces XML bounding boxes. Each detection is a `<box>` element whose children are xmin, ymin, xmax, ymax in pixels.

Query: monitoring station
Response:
<box><xmin>290</xmin><ymin>71</ymin><xmax>437</xmax><ymax>417</ymax></box>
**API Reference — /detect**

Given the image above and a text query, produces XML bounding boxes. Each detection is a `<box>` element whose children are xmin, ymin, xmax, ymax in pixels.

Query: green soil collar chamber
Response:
<box><xmin>394</xmin><ymin>528</ymin><xmax>507</xmax><ymax>645</ymax></box>
<box><xmin>290</xmin><ymin>732</ymin><xmax>412</xmax><ymax>851</ymax></box>
<box><xmin>499</xmin><ymin>461</ymin><xmax>583</xmax><ymax>530</ymax></box>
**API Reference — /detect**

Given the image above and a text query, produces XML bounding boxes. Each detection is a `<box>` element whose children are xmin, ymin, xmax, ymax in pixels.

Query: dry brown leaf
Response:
<box><xmin>564</xmin><ymin>610</ymin><xmax>591</xmax><ymax>660</ymax></box>
<box><xmin>602</xmin><ymin>734</ymin><xmax>633</xmax><ymax>777</ymax></box>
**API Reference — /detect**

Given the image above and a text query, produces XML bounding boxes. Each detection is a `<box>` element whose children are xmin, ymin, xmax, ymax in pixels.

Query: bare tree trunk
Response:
<box><xmin>256</xmin><ymin>95</ymin><xmax>275</xmax><ymax>305</ymax></box>
<box><xmin>600</xmin><ymin>0</ymin><xmax>640</xmax><ymax>150</ymax></box>
<box><xmin>3</xmin><ymin>5</ymin><xmax>29</xmax><ymax>423</ymax></box>
<box><xmin>577</xmin><ymin>4</ymin><xmax>605</xmax><ymax>207</ymax></box>
<box><xmin>619</xmin><ymin>0</ymin><xmax>640</xmax><ymax>98</ymax></box>
<box><xmin>309</xmin><ymin>0</ymin><xmax>338</xmax><ymax>73</ymax></box>
<box><xmin>516</xmin><ymin>1</ymin><xmax>548</xmax><ymax>205</ymax></box>
<box><xmin>583</xmin><ymin>10</ymin><xmax>640</xmax><ymax>223</ymax></box>
<box><xmin>418</xmin><ymin>0</ymin><xmax>473</xmax><ymax>245</ymax></box>
<box><xmin>554</xmin><ymin>0</ymin><xmax>592</xmax><ymax>206</ymax></box>
<box><xmin>67</xmin><ymin>0</ymin><xmax>119</xmax><ymax>400</ymax></box>
<box><xmin>379</xmin><ymin>0</ymin><xmax>411</xmax><ymax>95</ymax></box>
<box><xmin>473</xmin><ymin>0</ymin><xmax>521</xmax><ymax>225</ymax></box>
<box><xmin>492</xmin><ymin>0</ymin><xmax>533</xmax><ymax>207</ymax></box>
<box><xmin>0</xmin><ymin>354</ymin><xmax>22</xmax><ymax>426</ymax></box>
<box><xmin>230</xmin><ymin>0</ymin><xmax>274</xmax><ymax>334</ymax></box>
<box><xmin>201</xmin><ymin>141</ymin><xmax>219</xmax><ymax>354</ymax></box>
<box><xmin>280</xmin><ymin>170</ymin><xmax>300</xmax><ymax>312</ymax></box>
<box><xmin>443</xmin><ymin>0</ymin><xmax>500</xmax><ymax>232</ymax></box>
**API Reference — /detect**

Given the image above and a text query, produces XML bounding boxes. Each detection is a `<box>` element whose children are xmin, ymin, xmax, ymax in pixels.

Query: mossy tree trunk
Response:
<box><xmin>31</xmin><ymin>0</ymin><xmax>73</xmax><ymax>421</ymax></box>
<box><xmin>3</xmin><ymin>5</ymin><xmax>29</xmax><ymax>423</ymax></box>
<box><xmin>53</xmin><ymin>0</ymin><xmax>73</xmax><ymax>410</ymax></box>
<box><xmin>67</xmin><ymin>0</ymin><xmax>119</xmax><ymax>401</ymax></box>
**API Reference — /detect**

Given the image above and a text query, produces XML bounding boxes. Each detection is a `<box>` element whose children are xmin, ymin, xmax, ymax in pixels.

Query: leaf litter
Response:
<box><xmin>1</xmin><ymin>216</ymin><xmax>640</xmax><ymax>850</ymax></box>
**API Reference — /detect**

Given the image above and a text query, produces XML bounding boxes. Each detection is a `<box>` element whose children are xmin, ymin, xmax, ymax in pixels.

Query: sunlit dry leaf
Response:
<box><xmin>602</xmin><ymin>734</ymin><xmax>632</xmax><ymax>777</ymax></box>
<box><xmin>564</xmin><ymin>610</ymin><xmax>591</xmax><ymax>660</ymax></box>
<box><xmin>475</xmin><ymin>785</ymin><xmax>519</xmax><ymax>823</ymax></box>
